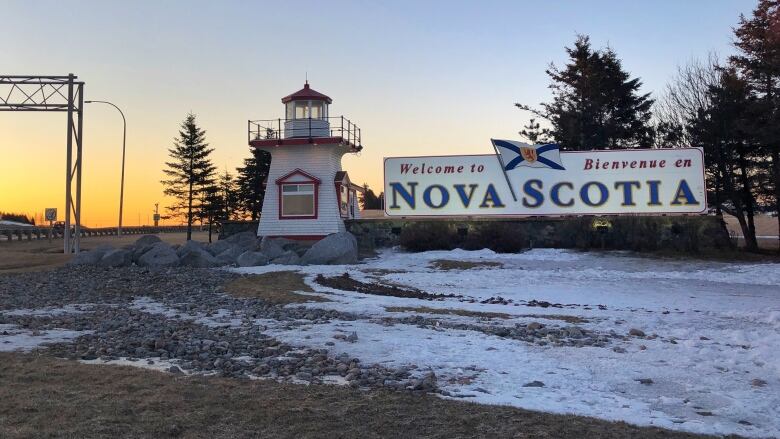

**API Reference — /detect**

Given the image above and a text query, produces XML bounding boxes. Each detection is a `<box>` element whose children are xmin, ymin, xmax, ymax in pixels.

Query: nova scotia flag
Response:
<box><xmin>491</xmin><ymin>139</ymin><xmax>566</xmax><ymax>171</ymax></box>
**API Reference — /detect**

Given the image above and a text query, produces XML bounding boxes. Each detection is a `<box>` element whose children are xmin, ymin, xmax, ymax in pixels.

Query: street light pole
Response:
<box><xmin>85</xmin><ymin>100</ymin><xmax>126</xmax><ymax>236</ymax></box>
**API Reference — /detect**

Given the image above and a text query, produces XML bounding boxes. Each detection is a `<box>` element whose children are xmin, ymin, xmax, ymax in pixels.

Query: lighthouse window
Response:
<box><xmin>281</xmin><ymin>183</ymin><xmax>316</xmax><ymax>217</ymax></box>
<box><xmin>311</xmin><ymin>102</ymin><xmax>322</xmax><ymax>119</ymax></box>
<box><xmin>295</xmin><ymin>101</ymin><xmax>309</xmax><ymax>119</ymax></box>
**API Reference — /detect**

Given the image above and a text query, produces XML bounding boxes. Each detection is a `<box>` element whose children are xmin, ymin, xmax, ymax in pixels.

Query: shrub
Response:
<box><xmin>461</xmin><ymin>222</ymin><xmax>526</xmax><ymax>253</ymax></box>
<box><xmin>399</xmin><ymin>222</ymin><xmax>458</xmax><ymax>252</ymax></box>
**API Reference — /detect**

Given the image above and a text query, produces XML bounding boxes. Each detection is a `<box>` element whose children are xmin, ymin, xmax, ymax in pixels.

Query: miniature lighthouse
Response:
<box><xmin>249</xmin><ymin>82</ymin><xmax>363</xmax><ymax>240</ymax></box>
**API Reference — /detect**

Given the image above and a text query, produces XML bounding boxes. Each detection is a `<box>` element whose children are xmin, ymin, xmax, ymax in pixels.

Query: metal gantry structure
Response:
<box><xmin>0</xmin><ymin>74</ymin><xmax>85</xmax><ymax>253</ymax></box>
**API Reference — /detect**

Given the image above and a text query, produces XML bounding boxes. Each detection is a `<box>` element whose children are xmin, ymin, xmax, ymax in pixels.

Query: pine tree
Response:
<box><xmin>199</xmin><ymin>184</ymin><xmax>224</xmax><ymax>243</ymax></box>
<box><xmin>218</xmin><ymin>170</ymin><xmax>239</xmax><ymax>221</ymax></box>
<box><xmin>730</xmin><ymin>0</ymin><xmax>780</xmax><ymax>250</ymax></box>
<box><xmin>161</xmin><ymin>113</ymin><xmax>216</xmax><ymax>240</ymax></box>
<box><xmin>359</xmin><ymin>184</ymin><xmax>384</xmax><ymax>210</ymax></box>
<box><xmin>235</xmin><ymin>147</ymin><xmax>271</xmax><ymax>220</ymax></box>
<box><xmin>518</xmin><ymin>118</ymin><xmax>551</xmax><ymax>144</ymax></box>
<box><xmin>517</xmin><ymin>35</ymin><xmax>654</xmax><ymax>150</ymax></box>
<box><xmin>690</xmin><ymin>68</ymin><xmax>762</xmax><ymax>251</ymax></box>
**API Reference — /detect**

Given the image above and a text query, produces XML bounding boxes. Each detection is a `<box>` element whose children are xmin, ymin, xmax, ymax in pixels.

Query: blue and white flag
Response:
<box><xmin>491</xmin><ymin>139</ymin><xmax>565</xmax><ymax>171</ymax></box>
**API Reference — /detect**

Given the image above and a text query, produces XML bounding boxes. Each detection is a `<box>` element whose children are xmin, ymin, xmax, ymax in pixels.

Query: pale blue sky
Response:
<box><xmin>1</xmin><ymin>0</ymin><xmax>756</xmax><ymax>225</ymax></box>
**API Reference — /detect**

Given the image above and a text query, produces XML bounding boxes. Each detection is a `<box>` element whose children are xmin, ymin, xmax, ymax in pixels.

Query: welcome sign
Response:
<box><xmin>383</xmin><ymin>143</ymin><xmax>706</xmax><ymax>217</ymax></box>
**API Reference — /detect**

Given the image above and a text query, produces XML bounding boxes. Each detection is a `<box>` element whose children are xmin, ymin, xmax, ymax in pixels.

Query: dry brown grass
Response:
<box><xmin>429</xmin><ymin>259</ymin><xmax>503</xmax><ymax>270</ymax></box>
<box><xmin>0</xmin><ymin>232</ymin><xmax>208</xmax><ymax>274</ymax></box>
<box><xmin>0</xmin><ymin>352</ymin><xmax>723</xmax><ymax>439</ymax></box>
<box><xmin>224</xmin><ymin>272</ymin><xmax>329</xmax><ymax>304</ymax></box>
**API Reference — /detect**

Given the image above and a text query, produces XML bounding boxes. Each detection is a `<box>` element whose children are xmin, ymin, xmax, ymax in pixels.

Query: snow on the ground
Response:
<box><xmin>80</xmin><ymin>356</ymin><xmax>181</xmax><ymax>373</ymax></box>
<box><xmin>2</xmin><ymin>303</ymin><xmax>94</xmax><ymax>317</ymax></box>
<box><xmin>130</xmin><ymin>296</ymin><xmax>244</xmax><ymax>328</ymax></box>
<box><xmin>0</xmin><ymin>323</ymin><xmax>90</xmax><ymax>352</ymax></box>
<box><xmin>237</xmin><ymin>248</ymin><xmax>780</xmax><ymax>438</ymax></box>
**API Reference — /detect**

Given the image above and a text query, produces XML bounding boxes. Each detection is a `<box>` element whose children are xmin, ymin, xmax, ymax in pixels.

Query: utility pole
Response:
<box><xmin>85</xmin><ymin>100</ymin><xmax>126</xmax><ymax>236</ymax></box>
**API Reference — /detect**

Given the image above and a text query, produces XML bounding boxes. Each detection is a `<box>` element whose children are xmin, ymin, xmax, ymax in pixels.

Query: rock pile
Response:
<box><xmin>0</xmin><ymin>265</ymin><xmax>436</xmax><ymax>393</ymax></box>
<box><xmin>391</xmin><ymin>315</ymin><xmax>622</xmax><ymax>348</ymax></box>
<box><xmin>69</xmin><ymin>231</ymin><xmax>359</xmax><ymax>268</ymax></box>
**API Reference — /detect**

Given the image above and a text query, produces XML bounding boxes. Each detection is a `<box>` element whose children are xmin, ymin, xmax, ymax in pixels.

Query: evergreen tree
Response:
<box><xmin>690</xmin><ymin>68</ymin><xmax>762</xmax><ymax>251</ymax></box>
<box><xmin>730</xmin><ymin>0</ymin><xmax>780</xmax><ymax>250</ymax></box>
<box><xmin>0</xmin><ymin>212</ymin><xmax>34</xmax><ymax>225</ymax></box>
<box><xmin>235</xmin><ymin>147</ymin><xmax>271</xmax><ymax>220</ymax></box>
<box><xmin>161</xmin><ymin>113</ymin><xmax>216</xmax><ymax>240</ymax></box>
<box><xmin>360</xmin><ymin>184</ymin><xmax>384</xmax><ymax>210</ymax></box>
<box><xmin>218</xmin><ymin>170</ymin><xmax>239</xmax><ymax>221</ymax></box>
<box><xmin>517</xmin><ymin>35</ymin><xmax>654</xmax><ymax>150</ymax></box>
<box><xmin>518</xmin><ymin>118</ymin><xmax>551</xmax><ymax>144</ymax></box>
<box><xmin>199</xmin><ymin>184</ymin><xmax>224</xmax><ymax>243</ymax></box>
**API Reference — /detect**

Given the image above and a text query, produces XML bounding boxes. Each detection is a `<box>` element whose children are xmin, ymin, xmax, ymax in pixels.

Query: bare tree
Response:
<box><xmin>654</xmin><ymin>53</ymin><xmax>721</xmax><ymax>148</ymax></box>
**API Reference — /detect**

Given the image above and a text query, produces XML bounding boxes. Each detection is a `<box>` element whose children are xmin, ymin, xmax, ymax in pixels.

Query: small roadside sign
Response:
<box><xmin>45</xmin><ymin>208</ymin><xmax>57</xmax><ymax>222</ymax></box>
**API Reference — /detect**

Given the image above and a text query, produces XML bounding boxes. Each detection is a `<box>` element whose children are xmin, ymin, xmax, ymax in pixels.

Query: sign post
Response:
<box><xmin>45</xmin><ymin>208</ymin><xmax>57</xmax><ymax>242</ymax></box>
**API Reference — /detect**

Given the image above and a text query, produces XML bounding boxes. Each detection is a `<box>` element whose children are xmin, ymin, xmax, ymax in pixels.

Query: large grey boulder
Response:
<box><xmin>214</xmin><ymin>246</ymin><xmax>245</xmax><ymax>266</ymax></box>
<box><xmin>68</xmin><ymin>244</ymin><xmax>114</xmax><ymax>266</ymax></box>
<box><xmin>180</xmin><ymin>250</ymin><xmax>217</xmax><ymax>268</ymax></box>
<box><xmin>206</xmin><ymin>239</ymin><xmax>233</xmax><ymax>256</ymax></box>
<box><xmin>236</xmin><ymin>251</ymin><xmax>270</xmax><ymax>267</ymax></box>
<box><xmin>132</xmin><ymin>235</ymin><xmax>163</xmax><ymax>262</ymax></box>
<box><xmin>99</xmin><ymin>248</ymin><xmax>132</xmax><ymax>268</ymax></box>
<box><xmin>259</xmin><ymin>237</ymin><xmax>286</xmax><ymax>259</ymax></box>
<box><xmin>226</xmin><ymin>231</ymin><xmax>259</xmax><ymax>249</ymax></box>
<box><xmin>301</xmin><ymin>232</ymin><xmax>358</xmax><ymax>265</ymax></box>
<box><xmin>271</xmin><ymin>250</ymin><xmax>301</xmax><ymax>265</ymax></box>
<box><xmin>135</xmin><ymin>235</ymin><xmax>162</xmax><ymax>248</ymax></box>
<box><xmin>226</xmin><ymin>230</ymin><xmax>257</xmax><ymax>243</ymax></box>
<box><xmin>137</xmin><ymin>242</ymin><xmax>180</xmax><ymax>268</ymax></box>
<box><xmin>176</xmin><ymin>240</ymin><xmax>205</xmax><ymax>257</ymax></box>
<box><xmin>277</xmin><ymin>238</ymin><xmax>313</xmax><ymax>257</ymax></box>
<box><xmin>178</xmin><ymin>240</ymin><xmax>217</xmax><ymax>267</ymax></box>
<box><xmin>206</xmin><ymin>231</ymin><xmax>259</xmax><ymax>256</ymax></box>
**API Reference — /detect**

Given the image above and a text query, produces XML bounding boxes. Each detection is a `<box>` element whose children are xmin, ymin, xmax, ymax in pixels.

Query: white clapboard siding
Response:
<box><xmin>257</xmin><ymin>143</ymin><xmax>350</xmax><ymax>237</ymax></box>
<box><xmin>283</xmin><ymin>119</ymin><xmax>330</xmax><ymax>138</ymax></box>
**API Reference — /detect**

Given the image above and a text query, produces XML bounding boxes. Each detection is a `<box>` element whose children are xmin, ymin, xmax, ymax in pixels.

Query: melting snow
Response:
<box><xmin>0</xmin><ymin>323</ymin><xmax>90</xmax><ymax>352</ymax></box>
<box><xmin>237</xmin><ymin>248</ymin><xmax>780</xmax><ymax>438</ymax></box>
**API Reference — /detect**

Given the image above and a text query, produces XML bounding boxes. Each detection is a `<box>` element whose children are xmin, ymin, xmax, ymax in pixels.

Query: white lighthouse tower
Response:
<box><xmin>250</xmin><ymin>82</ymin><xmax>363</xmax><ymax>240</ymax></box>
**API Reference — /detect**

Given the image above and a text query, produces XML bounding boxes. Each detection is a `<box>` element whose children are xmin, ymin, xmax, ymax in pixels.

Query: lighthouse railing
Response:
<box><xmin>248</xmin><ymin>116</ymin><xmax>361</xmax><ymax>148</ymax></box>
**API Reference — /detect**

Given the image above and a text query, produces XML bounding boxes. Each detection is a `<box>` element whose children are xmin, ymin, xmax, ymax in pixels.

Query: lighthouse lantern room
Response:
<box><xmin>249</xmin><ymin>82</ymin><xmax>363</xmax><ymax>240</ymax></box>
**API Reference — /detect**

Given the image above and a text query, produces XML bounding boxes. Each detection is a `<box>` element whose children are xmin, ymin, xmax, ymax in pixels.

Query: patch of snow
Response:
<box><xmin>130</xmin><ymin>297</ymin><xmax>243</xmax><ymax>328</ymax></box>
<box><xmin>0</xmin><ymin>324</ymin><xmax>90</xmax><ymax>352</ymax></box>
<box><xmin>79</xmin><ymin>356</ymin><xmax>181</xmax><ymax>374</ymax></box>
<box><xmin>1</xmin><ymin>303</ymin><xmax>94</xmax><ymax>317</ymax></box>
<box><xmin>235</xmin><ymin>248</ymin><xmax>780</xmax><ymax>438</ymax></box>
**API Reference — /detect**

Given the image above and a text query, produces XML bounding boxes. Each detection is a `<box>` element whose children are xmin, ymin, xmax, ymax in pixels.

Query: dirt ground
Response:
<box><xmin>0</xmin><ymin>352</ymin><xmax>728</xmax><ymax>439</ymax></box>
<box><xmin>0</xmin><ymin>231</ymin><xmax>209</xmax><ymax>274</ymax></box>
<box><xmin>723</xmin><ymin>214</ymin><xmax>779</xmax><ymax>250</ymax></box>
<box><xmin>224</xmin><ymin>272</ymin><xmax>329</xmax><ymax>304</ymax></box>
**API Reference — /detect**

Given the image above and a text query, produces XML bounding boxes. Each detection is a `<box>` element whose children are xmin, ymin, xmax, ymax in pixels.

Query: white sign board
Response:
<box><xmin>384</xmin><ymin>147</ymin><xmax>706</xmax><ymax>216</ymax></box>
<box><xmin>44</xmin><ymin>208</ymin><xmax>57</xmax><ymax>222</ymax></box>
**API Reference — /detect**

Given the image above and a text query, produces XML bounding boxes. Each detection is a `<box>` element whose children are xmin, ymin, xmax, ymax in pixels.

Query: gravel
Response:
<box><xmin>0</xmin><ymin>266</ymin><xmax>435</xmax><ymax>393</ymax></box>
<box><xmin>382</xmin><ymin>315</ymin><xmax>623</xmax><ymax>348</ymax></box>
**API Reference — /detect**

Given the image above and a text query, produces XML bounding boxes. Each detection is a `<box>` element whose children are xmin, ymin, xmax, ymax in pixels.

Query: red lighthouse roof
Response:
<box><xmin>281</xmin><ymin>82</ymin><xmax>332</xmax><ymax>104</ymax></box>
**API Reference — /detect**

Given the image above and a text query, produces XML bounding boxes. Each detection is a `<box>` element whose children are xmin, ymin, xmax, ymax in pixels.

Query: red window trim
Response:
<box><xmin>276</xmin><ymin>169</ymin><xmax>320</xmax><ymax>220</ymax></box>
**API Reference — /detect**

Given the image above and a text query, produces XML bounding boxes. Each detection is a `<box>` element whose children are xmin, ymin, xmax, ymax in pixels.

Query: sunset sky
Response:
<box><xmin>1</xmin><ymin>0</ymin><xmax>755</xmax><ymax>227</ymax></box>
